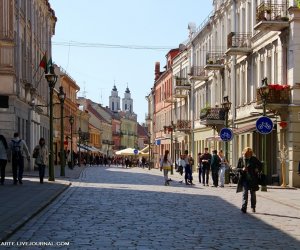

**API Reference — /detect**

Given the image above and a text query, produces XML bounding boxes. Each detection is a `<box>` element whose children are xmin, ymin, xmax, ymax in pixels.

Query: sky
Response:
<box><xmin>49</xmin><ymin>0</ymin><xmax>213</xmax><ymax>123</ymax></box>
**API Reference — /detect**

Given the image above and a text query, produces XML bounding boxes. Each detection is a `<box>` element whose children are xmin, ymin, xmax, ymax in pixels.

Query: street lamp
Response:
<box><xmin>221</xmin><ymin>96</ymin><xmax>232</xmax><ymax>159</ymax></box>
<box><xmin>164</xmin><ymin>122</ymin><xmax>176</xmax><ymax>175</ymax></box>
<box><xmin>78</xmin><ymin>127</ymin><xmax>82</xmax><ymax>167</ymax></box>
<box><xmin>221</xmin><ymin>96</ymin><xmax>232</xmax><ymax>184</ymax></box>
<box><xmin>148</xmin><ymin>133</ymin><xmax>151</xmax><ymax>170</ymax></box>
<box><xmin>58</xmin><ymin>86</ymin><xmax>66</xmax><ymax>176</ymax></box>
<box><xmin>45</xmin><ymin>64</ymin><xmax>57</xmax><ymax>181</ymax></box>
<box><xmin>258</xmin><ymin>77</ymin><xmax>270</xmax><ymax>192</ymax></box>
<box><xmin>69</xmin><ymin>115</ymin><xmax>74</xmax><ymax>169</ymax></box>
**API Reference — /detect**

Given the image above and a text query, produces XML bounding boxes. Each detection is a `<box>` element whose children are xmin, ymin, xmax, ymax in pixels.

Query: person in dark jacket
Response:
<box><xmin>237</xmin><ymin>147</ymin><xmax>262</xmax><ymax>213</ymax></box>
<box><xmin>0</xmin><ymin>134</ymin><xmax>8</xmax><ymax>185</ymax></box>
<box><xmin>210</xmin><ymin>150</ymin><xmax>221</xmax><ymax>187</ymax></box>
<box><xmin>200</xmin><ymin>148</ymin><xmax>212</xmax><ymax>186</ymax></box>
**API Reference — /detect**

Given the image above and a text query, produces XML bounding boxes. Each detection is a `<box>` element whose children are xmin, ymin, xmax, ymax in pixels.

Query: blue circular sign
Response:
<box><xmin>256</xmin><ymin>116</ymin><xmax>273</xmax><ymax>134</ymax></box>
<box><xmin>220</xmin><ymin>128</ymin><xmax>233</xmax><ymax>142</ymax></box>
<box><xmin>133</xmin><ymin>149</ymin><xmax>139</xmax><ymax>155</ymax></box>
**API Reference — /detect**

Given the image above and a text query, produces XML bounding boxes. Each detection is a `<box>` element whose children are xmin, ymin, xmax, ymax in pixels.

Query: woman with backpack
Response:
<box><xmin>33</xmin><ymin>137</ymin><xmax>48</xmax><ymax>184</ymax></box>
<box><xmin>0</xmin><ymin>134</ymin><xmax>8</xmax><ymax>185</ymax></box>
<box><xmin>160</xmin><ymin>150</ymin><xmax>172</xmax><ymax>186</ymax></box>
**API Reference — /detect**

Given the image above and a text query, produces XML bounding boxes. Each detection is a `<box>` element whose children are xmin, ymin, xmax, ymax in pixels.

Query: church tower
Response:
<box><xmin>122</xmin><ymin>85</ymin><xmax>133</xmax><ymax>113</ymax></box>
<box><xmin>109</xmin><ymin>84</ymin><xmax>120</xmax><ymax>112</ymax></box>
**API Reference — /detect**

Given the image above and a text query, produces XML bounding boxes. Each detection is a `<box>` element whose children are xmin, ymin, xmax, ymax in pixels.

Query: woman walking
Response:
<box><xmin>33</xmin><ymin>138</ymin><xmax>48</xmax><ymax>184</ymax></box>
<box><xmin>0</xmin><ymin>134</ymin><xmax>8</xmax><ymax>185</ymax></box>
<box><xmin>160</xmin><ymin>150</ymin><xmax>172</xmax><ymax>186</ymax></box>
<box><xmin>237</xmin><ymin>147</ymin><xmax>262</xmax><ymax>213</ymax></box>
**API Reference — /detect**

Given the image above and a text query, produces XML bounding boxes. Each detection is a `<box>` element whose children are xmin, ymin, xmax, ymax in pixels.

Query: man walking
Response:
<box><xmin>8</xmin><ymin>132</ymin><xmax>30</xmax><ymax>184</ymax></box>
<box><xmin>200</xmin><ymin>147</ymin><xmax>212</xmax><ymax>186</ymax></box>
<box><xmin>211</xmin><ymin>150</ymin><xmax>221</xmax><ymax>187</ymax></box>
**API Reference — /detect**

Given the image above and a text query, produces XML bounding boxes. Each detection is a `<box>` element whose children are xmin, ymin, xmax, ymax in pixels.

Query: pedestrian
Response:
<box><xmin>298</xmin><ymin>161</ymin><xmax>300</xmax><ymax>175</ymax></box>
<box><xmin>218</xmin><ymin>150</ymin><xmax>228</xmax><ymax>187</ymax></box>
<box><xmin>211</xmin><ymin>150</ymin><xmax>221</xmax><ymax>187</ymax></box>
<box><xmin>160</xmin><ymin>150</ymin><xmax>172</xmax><ymax>186</ymax></box>
<box><xmin>237</xmin><ymin>147</ymin><xmax>262</xmax><ymax>213</ymax></box>
<box><xmin>200</xmin><ymin>147</ymin><xmax>212</xmax><ymax>186</ymax></box>
<box><xmin>183</xmin><ymin>150</ymin><xmax>194</xmax><ymax>185</ymax></box>
<box><xmin>197</xmin><ymin>152</ymin><xmax>202</xmax><ymax>183</ymax></box>
<box><xmin>33</xmin><ymin>137</ymin><xmax>48</xmax><ymax>184</ymax></box>
<box><xmin>7</xmin><ymin>132</ymin><xmax>30</xmax><ymax>185</ymax></box>
<box><xmin>0</xmin><ymin>134</ymin><xmax>8</xmax><ymax>185</ymax></box>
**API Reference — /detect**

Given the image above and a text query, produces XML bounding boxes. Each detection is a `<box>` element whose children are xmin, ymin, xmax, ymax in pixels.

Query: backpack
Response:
<box><xmin>12</xmin><ymin>139</ymin><xmax>22</xmax><ymax>160</ymax></box>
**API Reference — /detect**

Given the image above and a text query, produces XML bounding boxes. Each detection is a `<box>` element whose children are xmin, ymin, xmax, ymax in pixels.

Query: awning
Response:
<box><xmin>233</xmin><ymin>123</ymin><xmax>256</xmax><ymax>135</ymax></box>
<box><xmin>77</xmin><ymin>144</ymin><xmax>102</xmax><ymax>153</ymax></box>
<box><xmin>205</xmin><ymin>135</ymin><xmax>222</xmax><ymax>141</ymax></box>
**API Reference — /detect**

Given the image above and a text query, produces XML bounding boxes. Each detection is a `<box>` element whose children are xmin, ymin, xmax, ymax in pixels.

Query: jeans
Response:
<box><xmin>38</xmin><ymin>164</ymin><xmax>46</xmax><ymax>183</ymax></box>
<box><xmin>198</xmin><ymin>165</ymin><xmax>202</xmax><ymax>183</ymax></box>
<box><xmin>163</xmin><ymin>169</ymin><xmax>169</xmax><ymax>181</ymax></box>
<box><xmin>242</xmin><ymin>181</ymin><xmax>257</xmax><ymax>210</ymax></box>
<box><xmin>12</xmin><ymin>157</ymin><xmax>24</xmax><ymax>182</ymax></box>
<box><xmin>0</xmin><ymin>159</ymin><xmax>7</xmax><ymax>183</ymax></box>
<box><xmin>219</xmin><ymin>166</ymin><xmax>225</xmax><ymax>186</ymax></box>
<box><xmin>202</xmin><ymin>165</ymin><xmax>210</xmax><ymax>185</ymax></box>
<box><xmin>185</xmin><ymin>164</ymin><xmax>193</xmax><ymax>183</ymax></box>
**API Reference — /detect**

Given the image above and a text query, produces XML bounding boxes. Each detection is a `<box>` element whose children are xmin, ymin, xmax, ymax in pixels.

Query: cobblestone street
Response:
<box><xmin>7</xmin><ymin>166</ymin><xmax>300</xmax><ymax>249</ymax></box>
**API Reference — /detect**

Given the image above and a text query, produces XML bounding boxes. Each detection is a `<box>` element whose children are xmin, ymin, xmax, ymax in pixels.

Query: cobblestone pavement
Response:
<box><xmin>7</xmin><ymin>166</ymin><xmax>300</xmax><ymax>250</ymax></box>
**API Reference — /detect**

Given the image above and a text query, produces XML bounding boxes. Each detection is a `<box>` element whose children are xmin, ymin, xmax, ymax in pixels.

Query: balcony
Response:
<box><xmin>176</xmin><ymin>120</ymin><xmax>191</xmax><ymax>132</ymax></box>
<box><xmin>113</xmin><ymin>131</ymin><xmax>121</xmax><ymax>136</ymax></box>
<box><xmin>256</xmin><ymin>84</ymin><xmax>291</xmax><ymax>105</ymax></box>
<box><xmin>188</xmin><ymin>66</ymin><xmax>209</xmax><ymax>81</ymax></box>
<box><xmin>254</xmin><ymin>1</ymin><xmax>289</xmax><ymax>31</ymax></box>
<box><xmin>200</xmin><ymin>107</ymin><xmax>226</xmax><ymax>126</ymax></box>
<box><xmin>145</xmin><ymin>113</ymin><xmax>152</xmax><ymax>121</ymax></box>
<box><xmin>204</xmin><ymin>52</ymin><xmax>225</xmax><ymax>71</ymax></box>
<box><xmin>175</xmin><ymin>77</ymin><xmax>191</xmax><ymax>90</ymax></box>
<box><xmin>226</xmin><ymin>32</ymin><xmax>252</xmax><ymax>56</ymax></box>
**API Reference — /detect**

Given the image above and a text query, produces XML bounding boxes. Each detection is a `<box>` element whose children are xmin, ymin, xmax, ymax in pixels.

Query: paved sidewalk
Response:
<box><xmin>0</xmin><ymin>165</ymin><xmax>86</xmax><ymax>242</ymax></box>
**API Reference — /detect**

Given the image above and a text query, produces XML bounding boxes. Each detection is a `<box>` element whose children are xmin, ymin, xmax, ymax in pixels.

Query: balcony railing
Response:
<box><xmin>175</xmin><ymin>77</ymin><xmax>191</xmax><ymax>88</ymax></box>
<box><xmin>205</xmin><ymin>52</ymin><xmax>225</xmax><ymax>70</ymax></box>
<box><xmin>226</xmin><ymin>32</ymin><xmax>252</xmax><ymax>56</ymax></box>
<box><xmin>113</xmin><ymin>131</ymin><xmax>121</xmax><ymax>136</ymax></box>
<box><xmin>200</xmin><ymin>107</ymin><xmax>226</xmax><ymax>126</ymax></box>
<box><xmin>256</xmin><ymin>84</ymin><xmax>291</xmax><ymax>104</ymax></box>
<box><xmin>176</xmin><ymin>120</ymin><xmax>191</xmax><ymax>132</ymax></box>
<box><xmin>145</xmin><ymin>113</ymin><xmax>152</xmax><ymax>121</ymax></box>
<box><xmin>188</xmin><ymin>66</ymin><xmax>209</xmax><ymax>81</ymax></box>
<box><xmin>254</xmin><ymin>1</ymin><xmax>289</xmax><ymax>31</ymax></box>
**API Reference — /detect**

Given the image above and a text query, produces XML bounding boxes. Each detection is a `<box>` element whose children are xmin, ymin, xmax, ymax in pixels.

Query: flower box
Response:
<box><xmin>256</xmin><ymin>84</ymin><xmax>290</xmax><ymax>104</ymax></box>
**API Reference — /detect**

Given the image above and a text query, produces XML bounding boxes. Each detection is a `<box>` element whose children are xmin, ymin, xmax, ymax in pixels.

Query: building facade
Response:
<box><xmin>0</xmin><ymin>0</ymin><xmax>56</xmax><ymax>170</ymax></box>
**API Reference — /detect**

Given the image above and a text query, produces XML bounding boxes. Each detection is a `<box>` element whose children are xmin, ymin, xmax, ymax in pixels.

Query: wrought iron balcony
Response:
<box><xmin>205</xmin><ymin>52</ymin><xmax>225</xmax><ymax>71</ymax></box>
<box><xmin>254</xmin><ymin>1</ymin><xmax>289</xmax><ymax>31</ymax></box>
<box><xmin>200</xmin><ymin>107</ymin><xmax>226</xmax><ymax>126</ymax></box>
<box><xmin>145</xmin><ymin>113</ymin><xmax>152</xmax><ymax>121</ymax></box>
<box><xmin>226</xmin><ymin>32</ymin><xmax>252</xmax><ymax>56</ymax></box>
<box><xmin>176</xmin><ymin>120</ymin><xmax>191</xmax><ymax>132</ymax></box>
<box><xmin>256</xmin><ymin>84</ymin><xmax>291</xmax><ymax>105</ymax></box>
<box><xmin>188</xmin><ymin>66</ymin><xmax>209</xmax><ymax>81</ymax></box>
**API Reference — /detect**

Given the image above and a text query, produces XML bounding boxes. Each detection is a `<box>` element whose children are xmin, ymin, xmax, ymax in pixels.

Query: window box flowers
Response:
<box><xmin>256</xmin><ymin>84</ymin><xmax>290</xmax><ymax>104</ymax></box>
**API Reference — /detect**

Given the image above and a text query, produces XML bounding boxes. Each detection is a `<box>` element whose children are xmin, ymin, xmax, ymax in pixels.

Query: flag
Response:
<box><xmin>39</xmin><ymin>52</ymin><xmax>47</xmax><ymax>71</ymax></box>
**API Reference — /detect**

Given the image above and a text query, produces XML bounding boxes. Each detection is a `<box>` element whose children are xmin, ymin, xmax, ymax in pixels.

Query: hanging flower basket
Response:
<box><xmin>256</xmin><ymin>84</ymin><xmax>290</xmax><ymax>104</ymax></box>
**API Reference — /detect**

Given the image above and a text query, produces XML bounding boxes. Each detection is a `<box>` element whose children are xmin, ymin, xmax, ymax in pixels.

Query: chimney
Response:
<box><xmin>155</xmin><ymin>62</ymin><xmax>160</xmax><ymax>81</ymax></box>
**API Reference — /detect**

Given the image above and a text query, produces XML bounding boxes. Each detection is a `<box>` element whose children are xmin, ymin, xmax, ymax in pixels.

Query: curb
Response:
<box><xmin>0</xmin><ymin>182</ymin><xmax>72</xmax><ymax>242</ymax></box>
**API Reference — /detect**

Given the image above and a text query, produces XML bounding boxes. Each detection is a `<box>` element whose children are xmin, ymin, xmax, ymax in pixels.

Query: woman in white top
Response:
<box><xmin>218</xmin><ymin>150</ymin><xmax>228</xmax><ymax>187</ymax></box>
<box><xmin>0</xmin><ymin>134</ymin><xmax>8</xmax><ymax>185</ymax></box>
<box><xmin>160</xmin><ymin>150</ymin><xmax>172</xmax><ymax>186</ymax></box>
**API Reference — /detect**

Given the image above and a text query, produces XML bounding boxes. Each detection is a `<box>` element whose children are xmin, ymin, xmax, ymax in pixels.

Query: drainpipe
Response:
<box><xmin>231</xmin><ymin>0</ymin><xmax>237</xmax><ymax>168</ymax></box>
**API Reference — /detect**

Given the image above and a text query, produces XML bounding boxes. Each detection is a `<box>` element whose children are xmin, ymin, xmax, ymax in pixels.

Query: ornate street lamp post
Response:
<box><xmin>221</xmin><ymin>96</ymin><xmax>232</xmax><ymax>161</ymax></box>
<box><xmin>58</xmin><ymin>86</ymin><xmax>66</xmax><ymax>176</ymax></box>
<box><xmin>45</xmin><ymin>65</ymin><xmax>57</xmax><ymax>181</ymax></box>
<box><xmin>69</xmin><ymin>116</ymin><xmax>74</xmax><ymax>169</ymax></box>
<box><xmin>221</xmin><ymin>96</ymin><xmax>232</xmax><ymax>184</ymax></box>
<box><xmin>78</xmin><ymin>127</ymin><xmax>82</xmax><ymax>167</ymax></box>
<box><xmin>164</xmin><ymin>122</ymin><xmax>175</xmax><ymax>175</ymax></box>
<box><xmin>258</xmin><ymin>77</ymin><xmax>270</xmax><ymax>192</ymax></box>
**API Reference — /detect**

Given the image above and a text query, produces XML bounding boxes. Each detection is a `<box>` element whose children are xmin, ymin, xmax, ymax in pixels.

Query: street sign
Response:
<box><xmin>155</xmin><ymin>139</ymin><xmax>161</xmax><ymax>146</ymax></box>
<box><xmin>219</xmin><ymin>128</ymin><xmax>233</xmax><ymax>142</ymax></box>
<box><xmin>133</xmin><ymin>149</ymin><xmax>139</xmax><ymax>155</ymax></box>
<box><xmin>256</xmin><ymin>116</ymin><xmax>273</xmax><ymax>134</ymax></box>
